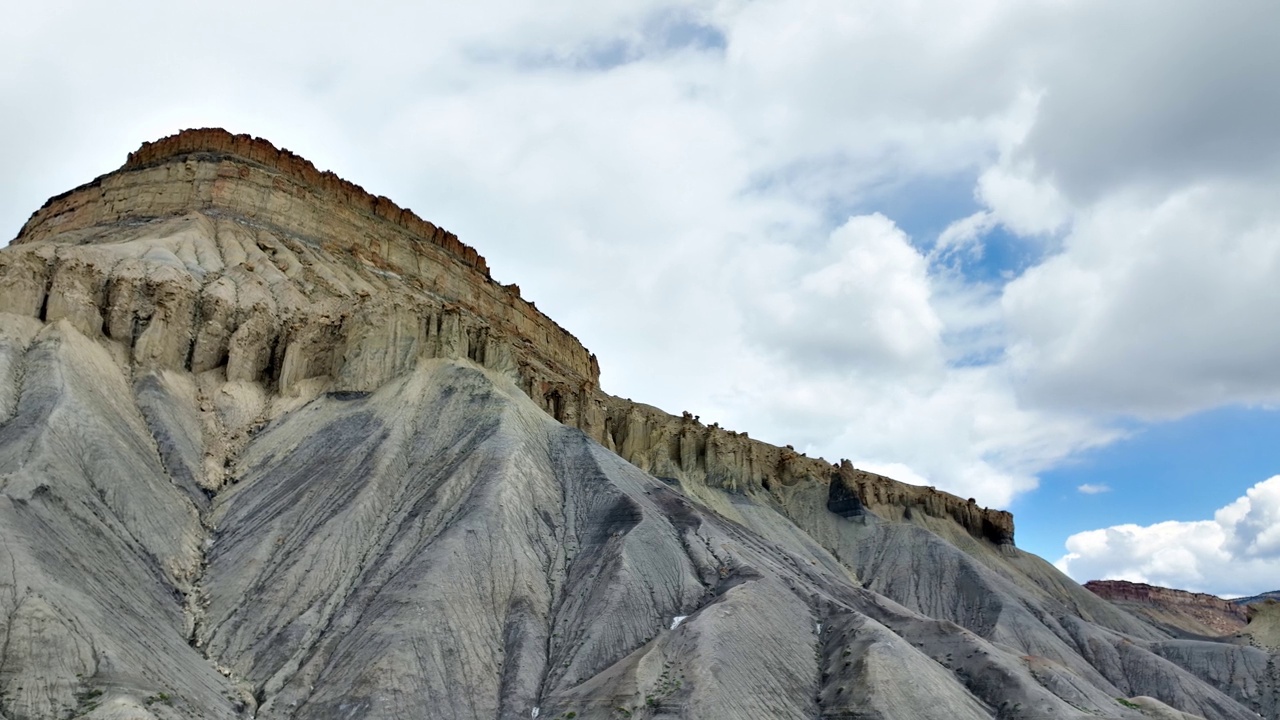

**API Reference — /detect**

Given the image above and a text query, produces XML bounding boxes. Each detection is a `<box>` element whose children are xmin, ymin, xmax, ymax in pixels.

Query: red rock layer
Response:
<box><xmin>1085</xmin><ymin>580</ymin><xmax>1247</xmax><ymax>636</ymax></box>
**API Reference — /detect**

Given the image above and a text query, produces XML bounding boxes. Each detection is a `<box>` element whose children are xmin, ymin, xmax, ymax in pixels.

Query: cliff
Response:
<box><xmin>0</xmin><ymin>128</ymin><xmax>1012</xmax><ymax>547</ymax></box>
<box><xmin>1085</xmin><ymin>580</ymin><xmax>1248</xmax><ymax>637</ymax></box>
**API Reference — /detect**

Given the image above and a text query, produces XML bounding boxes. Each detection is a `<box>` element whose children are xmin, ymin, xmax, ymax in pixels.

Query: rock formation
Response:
<box><xmin>1085</xmin><ymin>581</ymin><xmax>1249</xmax><ymax>638</ymax></box>
<box><xmin>4</xmin><ymin>128</ymin><xmax>1012</xmax><ymax>549</ymax></box>
<box><xmin>1</xmin><ymin>129</ymin><xmax>1277</xmax><ymax>720</ymax></box>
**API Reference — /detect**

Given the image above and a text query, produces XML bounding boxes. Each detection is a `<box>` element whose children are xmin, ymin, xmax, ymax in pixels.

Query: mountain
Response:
<box><xmin>1084</xmin><ymin>581</ymin><xmax>1249</xmax><ymax>638</ymax></box>
<box><xmin>1</xmin><ymin>129</ymin><xmax>1277</xmax><ymax>720</ymax></box>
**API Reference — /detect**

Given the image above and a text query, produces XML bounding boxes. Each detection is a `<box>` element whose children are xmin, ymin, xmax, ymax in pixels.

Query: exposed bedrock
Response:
<box><xmin>1086</xmin><ymin>580</ymin><xmax>1250</xmax><ymax>638</ymax></box>
<box><xmin>0</xmin><ymin>128</ymin><xmax>1011</xmax><ymax>547</ymax></box>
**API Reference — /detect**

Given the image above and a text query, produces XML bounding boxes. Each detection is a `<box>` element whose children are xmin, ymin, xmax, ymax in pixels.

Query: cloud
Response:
<box><xmin>934</xmin><ymin>211</ymin><xmax>995</xmax><ymax>260</ymax></box>
<box><xmin>974</xmin><ymin>161</ymin><xmax>1071</xmax><ymax>238</ymax></box>
<box><xmin>1014</xmin><ymin>0</ymin><xmax>1280</xmax><ymax>203</ymax></box>
<box><xmin>743</xmin><ymin>214</ymin><xmax>943</xmax><ymax>376</ymax></box>
<box><xmin>1076</xmin><ymin>484</ymin><xmax>1110</xmax><ymax>495</ymax></box>
<box><xmin>1001</xmin><ymin>182</ymin><xmax>1280</xmax><ymax>418</ymax></box>
<box><xmin>1056</xmin><ymin>476</ymin><xmax>1280</xmax><ymax>596</ymax></box>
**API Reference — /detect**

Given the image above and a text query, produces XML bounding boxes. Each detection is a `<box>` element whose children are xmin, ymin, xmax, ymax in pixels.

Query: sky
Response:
<box><xmin>3</xmin><ymin>0</ymin><xmax>1279</xmax><ymax>597</ymax></box>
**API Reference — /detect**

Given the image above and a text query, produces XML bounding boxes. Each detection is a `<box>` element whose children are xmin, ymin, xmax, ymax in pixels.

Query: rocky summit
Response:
<box><xmin>1</xmin><ymin>129</ymin><xmax>1277</xmax><ymax>720</ymax></box>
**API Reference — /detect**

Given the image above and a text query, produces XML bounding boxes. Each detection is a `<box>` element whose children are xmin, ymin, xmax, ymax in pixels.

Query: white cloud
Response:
<box><xmin>1013</xmin><ymin>1</ymin><xmax>1280</xmax><ymax>203</ymax></box>
<box><xmin>975</xmin><ymin>162</ymin><xmax>1071</xmax><ymax>238</ymax></box>
<box><xmin>1057</xmin><ymin>476</ymin><xmax>1280</xmax><ymax>596</ymax></box>
<box><xmin>1076</xmin><ymin>484</ymin><xmax>1110</xmax><ymax>495</ymax></box>
<box><xmin>1002</xmin><ymin>182</ymin><xmax>1280</xmax><ymax>418</ymax></box>
<box><xmin>934</xmin><ymin>211</ymin><xmax>995</xmax><ymax>260</ymax></box>
<box><xmin>743</xmin><ymin>214</ymin><xmax>943</xmax><ymax>376</ymax></box>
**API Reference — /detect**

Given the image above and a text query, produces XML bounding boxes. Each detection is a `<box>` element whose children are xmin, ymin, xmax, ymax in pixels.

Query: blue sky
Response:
<box><xmin>3</xmin><ymin>0</ymin><xmax>1280</xmax><ymax>596</ymax></box>
<box><xmin>856</xmin><ymin>170</ymin><xmax>1280</xmax><ymax>592</ymax></box>
<box><xmin>1021</xmin><ymin>409</ymin><xmax>1280</xmax><ymax>542</ymax></box>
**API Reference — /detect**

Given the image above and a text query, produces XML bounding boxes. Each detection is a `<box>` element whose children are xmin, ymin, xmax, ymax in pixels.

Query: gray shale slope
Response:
<box><xmin>1</xmin><ymin>130</ymin><xmax>1276</xmax><ymax>720</ymax></box>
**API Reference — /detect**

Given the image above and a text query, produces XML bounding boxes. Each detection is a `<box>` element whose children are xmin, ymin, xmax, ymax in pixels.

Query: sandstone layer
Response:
<box><xmin>2</xmin><ymin>130</ymin><xmax>1277</xmax><ymax>720</ymax></box>
<box><xmin>4</xmin><ymin>128</ymin><xmax>1012</xmax><ymax>547</ymax></box>
<box><xmin>1086</xmin><ymin>581</ymin><xmax>1249</xmax><ymax>638</ymax></box>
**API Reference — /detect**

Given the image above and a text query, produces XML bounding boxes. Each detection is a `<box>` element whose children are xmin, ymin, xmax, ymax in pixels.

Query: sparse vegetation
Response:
<box><xmin>70</xmin><ymin>687</ymin><xmax>104</xmax><ymax>718</ymax></box>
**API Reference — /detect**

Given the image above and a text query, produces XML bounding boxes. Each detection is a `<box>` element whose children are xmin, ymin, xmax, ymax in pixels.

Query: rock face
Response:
<box><xmin>1</xmin><ymin>129</ymin><xmax>1277</xmax><ymax>720</ymax></box>
<box><xmin>5</xmin><ymin>128</ymin><xmax>1012</xmax><ymax>548</ymax></box>
<box><xmin>1085</xmin><ymin>581</ymin><xmax>1249</xmax><ymax>638</ymax></box>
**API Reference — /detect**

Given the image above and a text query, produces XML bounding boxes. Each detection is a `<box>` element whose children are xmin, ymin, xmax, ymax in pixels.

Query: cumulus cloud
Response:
<box><xmin>1057</xmin><ymin>476</ymin><xmax>1280</xmax><ymax>596</ymax></box>
<box><xmin>1076</xmin><ymin>484</ymin><xmax>1110</xmax><ymax>495</ymax></box>
<box><xmin>1002</xmin><ymin>182</ymin><xmax>1280</xmax><ymax>417</ymax></box>
<box><xmin>744</xmin><ymin>214</ymin><xmax>943</xmax><ymax>375</ymax></box>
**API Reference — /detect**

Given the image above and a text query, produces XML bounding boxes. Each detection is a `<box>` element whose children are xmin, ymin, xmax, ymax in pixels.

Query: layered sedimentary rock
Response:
<box><xmin>2</xmin><ymin>128</ymin><xmax>1011</xmax><ymax>545</ymax></box>
<box><xmin>1086</xmin><ymin>581</ymin><xmax>1249</xmax><ymax>638</ymax></box>
<box><xmin>2</xmin><ymin>129</ymin><xmax>1278</xmax><ymax>720</ymax></box>
<box><xmin>9</xmin><ymin>128</ymin><xmax>593</xmax><ymax>393</ymax></box>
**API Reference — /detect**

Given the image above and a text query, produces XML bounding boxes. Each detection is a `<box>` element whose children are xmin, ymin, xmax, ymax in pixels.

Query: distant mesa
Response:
<box><xmin>1085</xmin><ymin>579</ymin><xmax>1248</xmax><ymax>637</ymax></box>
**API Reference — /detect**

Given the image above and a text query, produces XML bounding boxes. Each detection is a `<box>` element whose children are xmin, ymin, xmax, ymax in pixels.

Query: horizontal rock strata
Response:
<box><xmin>1085</xmin><ymin>580</ymin><xmax>1248</xmax><ymax>637</ymax></box>
<box><xmin>1</xmin><ymin>128</ymin><xmax>1011</xmax><ymax>546</ymax></box>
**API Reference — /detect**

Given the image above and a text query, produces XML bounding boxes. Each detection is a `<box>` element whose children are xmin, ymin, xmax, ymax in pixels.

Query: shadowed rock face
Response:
<box><xmin>1</xmin><ymin>130</ymin><xmax>1277</xmax><ymax>720</ymax></box>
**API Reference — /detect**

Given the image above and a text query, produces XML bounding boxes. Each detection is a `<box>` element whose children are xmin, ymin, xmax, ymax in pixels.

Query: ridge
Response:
<box><xmin>18</xmin><ymin>128</ymin><xmax>486</xmax><ymax>275</ymax></box>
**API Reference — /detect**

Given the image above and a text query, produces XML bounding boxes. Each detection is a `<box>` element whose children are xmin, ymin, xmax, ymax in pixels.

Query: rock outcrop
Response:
<box><xmin>1086</xmin><ymin>580</ymin><xmax>1249</xmax><ymax>637</ymax></box>
<box><xmin>3</xmin><ymin>129</ymin><xmax>1276</xmax><ymax>720</ymax></box>
<box><xmin>1</xmin><ymin>128</ymin><xmax>1011</xmax><ymax>546</ymax></box>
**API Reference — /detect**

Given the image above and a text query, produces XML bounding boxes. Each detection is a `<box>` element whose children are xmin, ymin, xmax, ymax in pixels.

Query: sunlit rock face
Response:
<box><xmin>0</xmin><ymin>130</ymin><xmax>1275</xmax><ymax>720</ymax></box>
<box><xmin>1085</xmin><ymin>581</ymin><xmax>1250</xmax><ymax>638</ymax></box>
